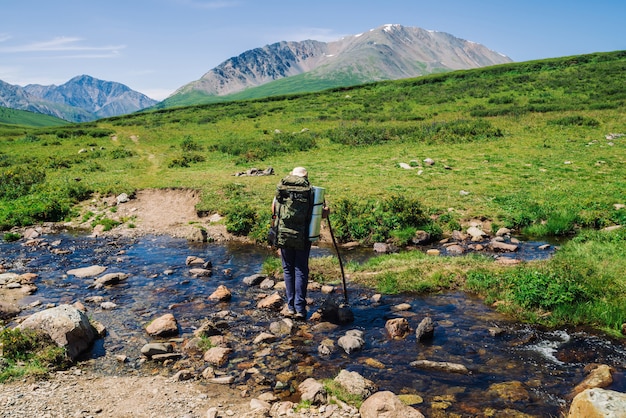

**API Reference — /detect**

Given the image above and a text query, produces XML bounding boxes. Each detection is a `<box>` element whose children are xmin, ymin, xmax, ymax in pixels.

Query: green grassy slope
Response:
<box><xmin>2</xmin><ymin>50</ymin><xmax>624</xmax><ymax>231</ymax></box>
<box><xmin>0</xmin><ymin>107</ymin><xmax>69</xmax><ymax>127</ymax></box>
<box><xmin>157</xmin><ymin>69</ymin><xmax>380</xmax><ymax>108</ymax></box>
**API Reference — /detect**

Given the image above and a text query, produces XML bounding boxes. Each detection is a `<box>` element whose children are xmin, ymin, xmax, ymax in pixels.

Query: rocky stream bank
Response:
<box><xmin>1</xmin><ymin>190</ymin><xmax>625</xmax><ymax>417</ymax></box>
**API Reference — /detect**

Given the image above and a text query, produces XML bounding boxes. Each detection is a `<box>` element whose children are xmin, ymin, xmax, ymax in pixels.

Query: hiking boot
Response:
<box><xmin>294</xmin><ymin>312</ymin><xmax>306</xmax><ymax>320</ymax></box>
<box><xmin>284</xmin><ymin>308</ymin><xmax>296</xmax><ymax>318</ymax></box>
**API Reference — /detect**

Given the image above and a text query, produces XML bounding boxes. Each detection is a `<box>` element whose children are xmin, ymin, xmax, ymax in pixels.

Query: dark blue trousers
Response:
<box><xmin>280</xmin><ymin>241</ymin><xmax>312</xmax><ymax>314</ymax></box>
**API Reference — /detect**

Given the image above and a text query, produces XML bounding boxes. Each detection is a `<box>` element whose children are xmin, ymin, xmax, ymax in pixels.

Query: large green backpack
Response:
<box><xmin>275</xmin><ymin>175</ymin><xmax>313</xmax><ymax>250</ymax></box>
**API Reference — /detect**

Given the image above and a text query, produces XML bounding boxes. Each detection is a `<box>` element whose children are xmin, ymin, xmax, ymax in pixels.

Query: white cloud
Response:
<box><xmin>0</xmin><ymin>36</ymin><xmax>125</xmax><ymax>54</ymax></box>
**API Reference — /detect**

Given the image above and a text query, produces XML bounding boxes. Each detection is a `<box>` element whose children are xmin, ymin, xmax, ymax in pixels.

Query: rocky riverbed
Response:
<box><xmin>1</xmin><ymin>189</ymin><xmax>625</xmax><ymax>417</ymax></box>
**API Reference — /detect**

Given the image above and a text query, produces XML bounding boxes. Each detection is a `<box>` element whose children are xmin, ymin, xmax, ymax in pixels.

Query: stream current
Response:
<box><xmin>1</xmin><ymin>232</ymin><xmax>625</xmax><ymax>416</ymax></box>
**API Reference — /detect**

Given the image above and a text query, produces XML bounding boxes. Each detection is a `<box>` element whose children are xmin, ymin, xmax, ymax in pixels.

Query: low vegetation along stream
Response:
<box><xmin>2</xmin><ymin>231</ymin><xmax>625</xmax><ymax>416</ymax></box>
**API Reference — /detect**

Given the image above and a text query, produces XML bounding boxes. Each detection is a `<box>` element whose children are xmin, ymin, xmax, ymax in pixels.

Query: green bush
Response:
<box><xmin>0</xmin><ymin>191</ymin><xmax>74</xmax><ymax>230</ymax></box>
<box><xmin>109</xmin><ymin>148</ymin><xmax>136</xmax><ymax>159</ymax></box>
<box><xmin>224</xmin><ymin>202</ymin><xmax>257</xmax><ymax>235</ymax></box>
<box><xmin>212</xmin><ymin>131</ymin><xmax>317</xmax><ymax>162</ymax></box>
<box><xmin>327</xmin><ymin>119</ymin><xmax>502</xmax><ymax>146</ymax></box>
<box><xmin>168</xmin><ymin>152</ymin><xmax>206</xmax><ymax>168</ymax></box>
<box><xmin>330</xmin><ymin>194</ymin><xmax>434</xmax><ymax>244</ymax></box>
<box><xmin>3</xmin><ymin>232</ymin><xmax>21</xmax><ymax>242</ymax></box>
<box><xmin>523</xmin><ymin>209</ymin><xmax>579</xmax><ymax>237</ymax></box>
<box><xmin>0</xmin><ymin>166</ymin><xmax>46</xmax><ymax>199</ymax></box>
<box><xmin>389</xmin><ymin>226</ymin><xmax>417</xmax><ymax>246</ymax></box>
<box><xmin>466</xmin><ymin>228</ymin><xmax>626</xmax><ymax>332</ymax></box>
<box><xmin>180</xmin><ymin>136</ymin><xmax>204</xmax><ymax>152</ymax></box>
<box><xmin>548</xmin><ymin>115</ymin><xmax>600</xmax><ymax>127</ymax></box>
<box><xmin>0</xmin><ymin>327</ymin><xmax>69</xmax><ymax>383</ymax></box>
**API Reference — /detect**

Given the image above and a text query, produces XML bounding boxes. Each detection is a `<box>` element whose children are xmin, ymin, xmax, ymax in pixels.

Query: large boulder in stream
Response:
<box><xmin>146</xmin><ymin>313</ymin><xmax>179</xmax><ymax>337</ymax></box>
<box><xmin>568</xmin><ymin>388</ymin><xmax>626</xmax><ymax>418</ymax></box>
<box><xmin>17</xmin><ymin>304</ymin><xmax>97</xmax><ymax>361</ymax></box>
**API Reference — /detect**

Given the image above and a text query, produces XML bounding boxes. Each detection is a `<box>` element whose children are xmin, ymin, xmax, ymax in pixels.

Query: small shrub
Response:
<box><xmin>91</xmin><ymin>218</ymin><xmax>120</xmax><ymax>231</ymax></box>
<box><xmin>0</xmin><ymin>328</ymin><xmax>69</xmax><ymax>382</ymax></box>
<box><xmin>437</xmin><ymin>211</ymin><xmax>461</xmax><ymax>232</ymax></box>
<box><xmin>330</xmin><ymin>194</ymin><xmax>433</xmax><ymax>245</ymax></box>
<box><xmin>294</xmin><ymin>400</ymin><xmax>312</xmax><ymax>412</ymax></box>
<box><xmin>488</xmin><ymin>95</ymin><xmax>516</xmax><ymax>105</ymax></box>
<box><xmin>21</xmin><ymin>134</ymin><xmax>40</xmax><ymax>143</ymax></box>
<box><xmin>180</xmin><ymin>136</ymin><xmax>204</xmax><ymax>152</ymax></box>
<box><xmin>524</xmin><ymin>210</ymin><xmax>578</xmax><ymax>237</ymax></box>
<box><xmin>109</xmin><ymin>148</ymin><xmax>136</xmax><ymax>159</ymax></box>
<box><xmin>548</xmin><ymin>115</ymin><xmax>600</xmax><ymax>127</ymax></box>
<box><xmin>0</xmin><ymin>166</ymin><xmax>46</xmax><ymax>199</ymax></box>
<box><xmin>3</xmin><ymin>232</ymin><xmax>21</xmax><ymax>242</ymax></box>
<box><xmin>261</xmin><ymin>257</ymin><xmax>283</xmax><ymax>277</ymax></box>
<box><xmin>224</xmin><ymin>203</ymin><xmax>257</xmax><ymax>235</ymax></box>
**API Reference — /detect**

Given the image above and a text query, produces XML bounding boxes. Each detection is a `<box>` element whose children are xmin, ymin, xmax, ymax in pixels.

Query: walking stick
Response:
<box><xmin>326</xmin><ymin>216</ymin><xmax>348</xmax><ymax>304</ymax></box>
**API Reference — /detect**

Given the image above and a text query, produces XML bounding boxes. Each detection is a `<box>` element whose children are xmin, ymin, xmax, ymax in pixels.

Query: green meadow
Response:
<box><xmin>1</xmin><ymin>51</ymin><xmax>625</xmax><ymax>335</ymax></box>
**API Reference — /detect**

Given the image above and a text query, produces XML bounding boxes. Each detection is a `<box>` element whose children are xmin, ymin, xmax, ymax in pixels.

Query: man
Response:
<box><xmin>272</xmin><ymin>167</ymin><xmax>327</xmax><ymax>320</ymax></box>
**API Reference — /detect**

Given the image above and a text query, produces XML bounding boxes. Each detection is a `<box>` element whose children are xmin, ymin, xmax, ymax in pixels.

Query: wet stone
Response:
<box><xmin>243</xmin><ymin>274</ymin><xmax>266</xmax><ymax>286</ymax></box>
<box><xmin>338</xmin><ymin>330</ymin><xmax>365</xmax><ymax>354</ymax></box>
<box><xmin>141</xmin><ymin>342</ymin><xmax>173</xmax><ymax>357</ymax></box>
<box><xmin>415</xmin><ymin>317</ymin><xmax>435</xmax><ymax>342</ymax></box>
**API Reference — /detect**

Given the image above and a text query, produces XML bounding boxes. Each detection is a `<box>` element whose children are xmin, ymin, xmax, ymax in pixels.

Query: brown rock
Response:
<box><xmin>146</xmin><ymin>313</ymin><xmax>179</xmax><ymax>337</ymax></box>
<box><xmin>257</xmin><ymin>292</ymin><xmax>283</xmax><ymax>310</ymax></box>
<box><xmin>572</xmin><ymin>364</ymin><xmax>614</xmax><ymax>396</ymax></box>
<box><xmin>203</xmin><ymin>346</ymin><xmax>232</xmax><ymax>367</ymax></box>
<box><xmin>360</xmin><ymin>391</ymin><xmax>425</xmax><ymax>418</ymax></box>
<box><xmin>491</xmin><ymin>240</ymin><xmax>519</xmax><ymax>252</ymax></box>
<box><xmin>208</xmin><ymin>285</ymin><xmax>232</xmax><ymax>301</ymax></box>
<box><xmin>334</xmin><ymin>369</ymin><xmax>378</xmax><ymax>399</ymax></box>
<box><xmin>385</xmin><ymin>318</ymin><xmax>411</xmax><ymax>339</ymax></box>
<box><xmin>445</xmin><ymin>244</ymin><xmax>465</xmax><ymax>255</ymax></box>
<box><xmin>67</xmin><ymin>265</ymin><xmax>107</xmax><ymax>278</ymax></box>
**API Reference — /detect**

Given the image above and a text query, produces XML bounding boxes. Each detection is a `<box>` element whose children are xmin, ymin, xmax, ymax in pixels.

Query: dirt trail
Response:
<box><xmin>81</xmin><ymin>188</ymin><xmax>240</xmax><ymax>242</ymax></box>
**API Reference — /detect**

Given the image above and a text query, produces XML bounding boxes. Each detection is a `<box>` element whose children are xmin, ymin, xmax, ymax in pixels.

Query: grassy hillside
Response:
<box><xmin>158</xmin><ymin>68</ymin><xmax>389</xmax><ymax>108</ymax></box>
<box><xmin>1</xmin><ymin>51</ymin><xmax>625</xmax><ymax>333</ymax></box>
<box><xmin>0</xmin><ymin>107</ymin><xmax>69</xmax><ymax>127</ymax></box>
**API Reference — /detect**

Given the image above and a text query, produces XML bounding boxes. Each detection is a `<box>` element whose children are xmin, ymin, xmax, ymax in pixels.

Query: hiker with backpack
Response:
<box><xmin>271</xmin><ymin>167</ymin><xmax>328</xmax><ymax>320</ymax></box>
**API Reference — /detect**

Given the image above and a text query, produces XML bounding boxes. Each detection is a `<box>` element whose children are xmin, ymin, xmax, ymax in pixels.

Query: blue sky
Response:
<box><xmin>1</xmin><ymin>0</ymin><xmax>624</xmax><ymax>100</ymax></box>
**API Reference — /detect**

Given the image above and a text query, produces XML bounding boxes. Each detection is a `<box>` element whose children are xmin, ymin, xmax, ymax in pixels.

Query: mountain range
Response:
<box><xmin>0</xmin><ymin>75</ymin><xmax>158</xmax><ymax>123</ymax></box>
<box><xmin>166</xmin><ymin>24</ymin><xmax>512</xmax><ymax>106</ymax></box>
<box><xmin>0</xmin><ymin>24</ymin><xmax>512</xmax><ymax>123</ymax></box>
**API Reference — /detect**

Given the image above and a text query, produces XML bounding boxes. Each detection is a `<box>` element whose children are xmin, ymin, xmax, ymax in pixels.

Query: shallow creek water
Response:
<box><xmin>2</xmin><ymin>233</ymin><xmax>625</xmax><ymax>416</ymax></box>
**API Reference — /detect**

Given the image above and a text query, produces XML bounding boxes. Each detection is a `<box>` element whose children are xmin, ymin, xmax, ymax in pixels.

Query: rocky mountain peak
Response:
<box><xmin>170</xmin><ymin>24</ymin><xmax>512</xmax><ymax>100</ymax></box>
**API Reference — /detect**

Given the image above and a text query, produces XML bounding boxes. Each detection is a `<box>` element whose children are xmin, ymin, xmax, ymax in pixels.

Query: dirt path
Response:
<box><xmin>77</xmin><ymin>188</ymin><xmax>242</xmax><ymax>242</ymax></box>
<box><xmin>0</xmin><ymin>371</ymin><xmax>251</xmax><ymax>418</ymax></box>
